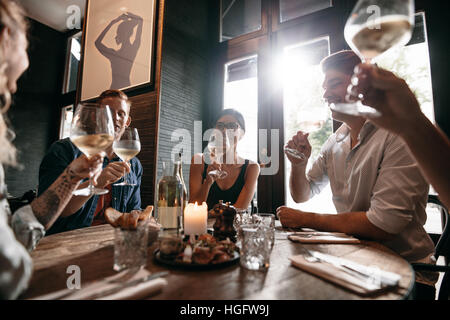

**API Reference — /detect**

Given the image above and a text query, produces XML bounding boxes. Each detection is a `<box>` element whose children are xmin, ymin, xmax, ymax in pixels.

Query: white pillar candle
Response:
<box><xmin>184</xmin><ymin>202</ymin><xmax>208</xmax><ymax>235</ymax></box>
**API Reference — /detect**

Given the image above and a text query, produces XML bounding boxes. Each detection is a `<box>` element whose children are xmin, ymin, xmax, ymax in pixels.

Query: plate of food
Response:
<box><xmin>153</xmin><ymin>234</ymin><xmax>240</xmax><ymax>270</ymax></box>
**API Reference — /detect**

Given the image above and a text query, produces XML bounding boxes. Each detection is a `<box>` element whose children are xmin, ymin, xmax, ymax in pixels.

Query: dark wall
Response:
<box><xmin>5</xmin><ymin>19</ymin><xmax>66</xmax><ymax>197</ymax></box>
<box><xmin>156</xmin><ymin>0</ymin><xmax>217</xmax><ymax>192</ymax></box>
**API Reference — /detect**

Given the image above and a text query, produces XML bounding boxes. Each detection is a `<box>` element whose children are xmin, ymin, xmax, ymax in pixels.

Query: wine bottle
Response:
<box><xmin>156</xmin><ymin>161</ymin><xmax>183</xmax><ymax>232</ymax></box>
<box><xmin>178</xmin><ymin>152</ymin><xmax>188</xmax><ymax>211</ymax></box>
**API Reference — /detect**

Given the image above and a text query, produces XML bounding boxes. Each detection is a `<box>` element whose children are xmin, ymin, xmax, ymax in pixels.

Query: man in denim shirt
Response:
<box><xmin>38</xmin><ymin>90</ymin><xmax>142</xmax><ymax>235</ymax></box>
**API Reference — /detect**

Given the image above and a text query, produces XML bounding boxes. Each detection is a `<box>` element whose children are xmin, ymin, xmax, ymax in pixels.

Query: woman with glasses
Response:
<box><xmin>189</xmin><ymin>109</ymin><xmax>260</xmax><ymax>213</ymax></box>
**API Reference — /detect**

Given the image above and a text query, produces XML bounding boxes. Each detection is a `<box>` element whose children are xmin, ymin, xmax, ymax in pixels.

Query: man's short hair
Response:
<box><xmin>98</xmin><ymin>89</ymin><xmax>131</xmax><ymax>109</ymax></box>
<box><xmin>320</xmin><ymin>50</ymin><xmax>362</xmax><ymax>76</ymax></box>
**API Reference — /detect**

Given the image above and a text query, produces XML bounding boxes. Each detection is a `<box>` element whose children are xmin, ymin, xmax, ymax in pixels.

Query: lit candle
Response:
<box><xmin>184</xmin><ymin>202</ymin><xmax>208</xmax><ymax>235</ymax></box>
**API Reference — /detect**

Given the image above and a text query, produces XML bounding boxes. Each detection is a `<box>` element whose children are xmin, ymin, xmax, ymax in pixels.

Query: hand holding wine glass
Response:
<box><xmin>70</xmin><ymin>103</ymin><xmax>115</xmax><ymax>196</ymax></box>
<box><xmin>113</xmin><ymin>127</ymin><xmax>141</xmax><ymax>186</ymax></box>
<box><xmin>284</xmin><ymin>108</ymin><xmax>326</xmax><ymax>161</ymax></box>
<box><xmin>207</xmin><ymin>131</ymin><xmax>230</xmax><ymax>180</ymax></box>
<box><xmin>331</xmin><ymin>0</ymin><xmax>415</xmax><ymax>116</ymax></box>
<box><xmin>284</xmin><ymin>131</ymin><xmax>312</xmax><ymax>165</ymax></box>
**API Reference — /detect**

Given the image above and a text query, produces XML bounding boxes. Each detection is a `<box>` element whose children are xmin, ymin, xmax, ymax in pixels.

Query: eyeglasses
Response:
<box><xmin>216</xmin><ymin>122</ymin><xmax>240</xmax><ymax>130</ymax></box>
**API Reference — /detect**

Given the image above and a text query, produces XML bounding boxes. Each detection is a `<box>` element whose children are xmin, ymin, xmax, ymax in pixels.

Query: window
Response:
<box><xmin>63</xmin><ymin>32</ymin><xmax>82</xmax><ymax>94</ymax></box>
<box><xmin>223</xmin><ymin>55</ymin><xmax>258</xmax><ymax>163</ymax></box>
<box><xmin>376</xmin><ymin>12</ymin><xmax>435</xmax><ymax>123</ymax></box>
<box><xmin>220</xmin><ymin>0</ymin><xmax>262</xmax><ymax>42</ymax></box>
<box><xmin>281</xmin><ymin>37</ymin><xmax>335</xmax><ymax>213</ymax></box>
<box><xmin>59</xmin><ymin>105</ymin><xmax>74</xmax><ymax>139</ymax></box>
<box><xmin>279</xmin><ymin>0</ymin><xmax>332</xmax><ymax>23</ymax></box>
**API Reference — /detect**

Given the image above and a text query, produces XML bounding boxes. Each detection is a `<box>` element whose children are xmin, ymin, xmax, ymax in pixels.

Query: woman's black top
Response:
<box><xmin>202</xmin><ymin>159</ymin><xmax>249</xmax><ymax>209</ymax></box>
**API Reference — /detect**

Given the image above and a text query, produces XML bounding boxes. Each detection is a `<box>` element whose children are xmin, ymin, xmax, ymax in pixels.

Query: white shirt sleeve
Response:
<box><xmin>0</xmin><ymin>201</ymin><xmax>34</xmax><ymax>299</ymax></box>
<box><xmin>11</xmin><ymin>205</ymin><xmax>46</xmax><ymax>252</ymax></box>
<box><xmin>306</xmin><ymin>137</ymin><xmax>331</xmax><ymax>199</ymax></box>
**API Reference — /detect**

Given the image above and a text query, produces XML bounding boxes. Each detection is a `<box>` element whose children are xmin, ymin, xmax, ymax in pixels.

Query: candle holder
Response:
<box><xmin>213</xmin><ymin>201</ymin><xmax>237</xmax><ymax>242</ymax></box>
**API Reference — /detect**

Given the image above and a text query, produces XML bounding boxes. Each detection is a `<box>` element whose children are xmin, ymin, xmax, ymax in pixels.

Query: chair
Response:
<box><xmin>411</xmin><ymin>194</ymin><xmax>450</xmax><ymax>300</ymax></box>
<box><xmin>7</xmin><ymin>189</ymin><xmax>37</xmax><ymax>214</ymax></box>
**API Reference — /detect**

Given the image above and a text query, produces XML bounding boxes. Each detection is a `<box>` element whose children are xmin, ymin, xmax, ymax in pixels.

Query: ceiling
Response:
<box><xmin>18</xmin><ymin>0</ymin><xmax>86</xmax><ymax>32</ymax></box>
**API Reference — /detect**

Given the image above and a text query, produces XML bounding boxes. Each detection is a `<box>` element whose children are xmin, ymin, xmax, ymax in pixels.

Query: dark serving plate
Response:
<box><xmin>153</xmin><ymin>249</ymin><xmax>240</xmax><ymax>270</ymax></box>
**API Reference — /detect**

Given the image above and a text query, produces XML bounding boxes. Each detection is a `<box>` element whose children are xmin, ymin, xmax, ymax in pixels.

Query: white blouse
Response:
<box><xmin>0</xmin><ymin>165</ymin><xmax>45</xmax><ymax>299</ymax></box>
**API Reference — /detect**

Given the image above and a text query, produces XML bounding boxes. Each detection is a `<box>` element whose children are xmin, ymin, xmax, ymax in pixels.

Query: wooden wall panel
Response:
<box><xmin>129</xmin><ymin>92</ymin><xmax>158</xmax><ymax>207</ymax></box>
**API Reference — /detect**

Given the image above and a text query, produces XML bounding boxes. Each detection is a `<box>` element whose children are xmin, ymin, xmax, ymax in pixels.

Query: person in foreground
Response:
<box><xmin>277</xmin><ymin>50</ymin><xmax>438</xmax><ymax>299</ymax></box>
<box><xmin>38</xmin><ymin>89</ymin><xmax>143</xmax><ymax>234</ymax></box>
<box><xmin>189</xmin><ymin>109</ymin><xmax>260</xmax><ymax>213</ymax></box>
<box><xmin>350</xmin><ymin>63</ymin><xmax>450</xmax><ymax>210</ymax></box>
<box><xmin>0</xmin><ymin>0</ymin><xmax>103</xmax><ymax>299</ymax></box>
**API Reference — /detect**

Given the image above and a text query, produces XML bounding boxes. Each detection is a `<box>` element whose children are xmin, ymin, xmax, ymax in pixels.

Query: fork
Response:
<box><xmin>298</xmin><ymin>246</ymin><xmax>382</xmax><ymax>290</ymax></box>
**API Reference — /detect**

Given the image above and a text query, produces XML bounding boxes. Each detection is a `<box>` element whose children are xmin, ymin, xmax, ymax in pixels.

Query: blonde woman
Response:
<box><xmin>0</xmin><ymin>0</ymin><xmax>103</xmax><ymax>299</ymax></box>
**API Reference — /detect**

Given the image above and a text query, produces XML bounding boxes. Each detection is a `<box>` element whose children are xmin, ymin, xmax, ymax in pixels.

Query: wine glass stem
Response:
<box><xmin>124</xmin><ymin>161</ymin><xmax>129</xmax><ymax>184</ymax></box>
<box><xmin>88</xmin><ymin>169</ymin><xmax>94</xmax><ymax>190</ymax></box>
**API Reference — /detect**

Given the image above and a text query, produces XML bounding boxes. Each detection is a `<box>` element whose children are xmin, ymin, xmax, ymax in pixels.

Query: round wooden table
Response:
<box><xmin>21</xmin><ymin>223</ymin><xmax>415</xmax><ymax>300</ymax></box>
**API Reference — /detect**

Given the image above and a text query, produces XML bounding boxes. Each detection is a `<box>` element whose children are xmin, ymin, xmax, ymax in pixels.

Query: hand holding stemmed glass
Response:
<box><xmin>70</xmin><ymin>103</ymin><xmax>115</xmax><ymax>196</ymax></box>
<box><xmin>112</xmin><ymin>127</ymin><xmax>141</xmax><ymax>186</ymax></box>
<box><xmin>207</xmin><ymin>130</ymin><xmax>231</xmax><ymax>180</ymax></box>
<box><xmin>331</xmin><ymin>0</ymin><xmax>415</xmax><ymax>117</ymax></box>
<box><xmin>284</xmin><ymin>108</ymin><xmax>328</xmax><ymax>161</ymax></box>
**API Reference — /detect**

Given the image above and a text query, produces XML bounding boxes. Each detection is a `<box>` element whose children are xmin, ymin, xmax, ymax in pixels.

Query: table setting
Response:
<box><xmin>23</xmin><ymin>199</ymin><xmax>413</xmax><ymax>300</ymax></box>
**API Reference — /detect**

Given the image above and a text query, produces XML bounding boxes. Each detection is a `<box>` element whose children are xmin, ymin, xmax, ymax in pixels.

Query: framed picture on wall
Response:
<box><xmin>79</xmin><ymin>0</ymin><xmax>157</xmax><ymax>102</ymax></box>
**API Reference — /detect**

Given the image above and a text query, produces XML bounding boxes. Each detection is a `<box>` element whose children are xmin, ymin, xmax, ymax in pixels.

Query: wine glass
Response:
<box><xmin>331</xmin><ymin>0</ymin><xmax>415</xmax><ymax>116</ymax></box>
<box><xmin>70</xmin><ymin>103</ymin><xmax>115</xmax><ymax>196</ymax></box>
<box><xmin>113</xmin><ymin>127</ymin><xmax>141</xmax><ymax>186</ymax></box>
<box><xmin>284</xmin><ymin>108</ymin><xmax>329</xmax><ymax>160</ymax></box>
<box><xmin>207</xmin><ymin>130</ymin><xmax>231</xmax><ymax>180</ymax></box>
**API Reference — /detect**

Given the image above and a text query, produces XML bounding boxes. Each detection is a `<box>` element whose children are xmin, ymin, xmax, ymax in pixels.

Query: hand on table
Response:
<box><xmin>276</xmin><ymin>206</ymin><xmax>307</xmax><ymax>229</ymax></box>
<box><xmin>95</xmin><ymin>161</ymin><xmax>131</xmax><ymax>188</ymax></box>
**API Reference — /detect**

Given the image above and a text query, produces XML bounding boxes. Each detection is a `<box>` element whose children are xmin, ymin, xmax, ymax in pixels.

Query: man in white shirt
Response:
<box><xmin>277</xmin><ymin>50</ymin><xmax>437</xmax><ymax>299</ymax></box>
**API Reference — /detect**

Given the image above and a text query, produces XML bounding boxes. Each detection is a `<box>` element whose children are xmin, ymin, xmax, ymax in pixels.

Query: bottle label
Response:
<box><xmin>158</xmin><ymin>207</ymin><xmax>181</xmax><ymax>229</ymax></box>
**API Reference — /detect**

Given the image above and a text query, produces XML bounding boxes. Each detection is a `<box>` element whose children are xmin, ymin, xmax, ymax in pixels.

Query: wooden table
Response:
<box><xmin>21</xmin><ymin>223</ymin><xmax>415</xmax><ymax>300</ymax></box>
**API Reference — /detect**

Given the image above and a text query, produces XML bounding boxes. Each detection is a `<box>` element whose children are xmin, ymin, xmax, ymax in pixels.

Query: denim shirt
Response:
<box><xmin>38</xmin><ymin>138</ymin><xmax>142</xmax><ymax>235</ymax></box>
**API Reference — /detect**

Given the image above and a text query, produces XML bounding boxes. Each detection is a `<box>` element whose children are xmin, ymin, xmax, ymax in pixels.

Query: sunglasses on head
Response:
<box><xmin>216</xmin><ymin>122</ymin><xmax>240</xmax><ymax>130</ymax></box>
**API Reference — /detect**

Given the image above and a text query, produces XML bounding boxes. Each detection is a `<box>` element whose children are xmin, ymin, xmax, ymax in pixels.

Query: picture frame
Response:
<box><xmin>79</xmin><ymin>0</ymin><xmax>157</xmax><ymax>102</ymax></box>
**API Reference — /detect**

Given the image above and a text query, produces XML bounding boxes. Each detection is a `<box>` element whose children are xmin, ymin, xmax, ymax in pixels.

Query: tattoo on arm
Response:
<box><xmin>31</xmin><ymin>167</ymin><xmax>81</xmax><ymax>229</ymax></box>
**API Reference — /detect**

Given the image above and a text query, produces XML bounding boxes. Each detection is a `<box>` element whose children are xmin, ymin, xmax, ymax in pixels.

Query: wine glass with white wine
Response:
<box><xmin>331</xmin><ymin>0</ymin><xmax>415</xmax><ymax>116</ymax></box>
<box><xmin>112</xmin><ymin>127</ymin><xmax>141</xmax><ymax>186</ymax></box>
<box><xmin>70</xmin><ymin>103</ymin><xmax>115</xmax><ymax>196</ymax></box>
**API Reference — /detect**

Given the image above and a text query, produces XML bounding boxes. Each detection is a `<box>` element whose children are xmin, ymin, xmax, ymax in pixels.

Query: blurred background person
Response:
<box><xmin>189</xmin><ymin>108</ymin><xmax>259</xmax><ymax>214</ymax></box>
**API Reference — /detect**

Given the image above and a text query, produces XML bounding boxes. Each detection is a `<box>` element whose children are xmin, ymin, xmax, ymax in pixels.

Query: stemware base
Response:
<box><xmin>113</xmin><ymin>182</ymin><xmax>136</xmax><ymax>186</ymax></box>
<box><xmin>73</xmin><ymin>186</ymin><xmax>109</xmax><ymax>196</ymax></box>
<box><xmin>330</xmin><ymin>102</ymin><xmax>381</xmax><ymax>117</ymax></box>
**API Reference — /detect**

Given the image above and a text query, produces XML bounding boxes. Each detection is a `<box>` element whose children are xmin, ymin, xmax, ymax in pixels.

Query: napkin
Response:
<box><xmin>288</xmin><ymin>231</ymin><xmax>361</xmax><ymax>244</ymax></box>
<box><xmin>31</xmin><ymin>268</ymin><xmax>167</xmax><ymax>300</ymax></box>
<box><xmin>289</xmin><ymin>254</ymin><xmax>399</xmax><ymax>296</ymax></box>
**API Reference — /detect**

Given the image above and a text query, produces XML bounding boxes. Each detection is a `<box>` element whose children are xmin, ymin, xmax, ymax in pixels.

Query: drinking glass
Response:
<box><xmin>252</xmin><ymin>213</ymin><xmax>275</xmax><ymax>251</ymax></box>
<box><xmin>239</xmin><ymin>223</ymin><xmax>271</xmax><ymax>271</ymax></box>
<box><xmin>113</xmin><ymin>220</ymin><xmax>149</xmax><ymax>271</ymax></box>
<box><xmin>70</xmin><ymin>103</ymin><xmax>115</xmax><ymax>196</ymax></box>
<box><xmin>331</xmin><ymin>0</ymin><xmax>415</xmax><ymax>116</ymax></box>
<box><xmin>113</xmin><ymin>127</ymin><xmax>141</xmax><ymax>186</ymax></box>
<box><xmin>207</xmin><ymin>130</ymin><xmax>231</xmax><ymax>180</ymax></box>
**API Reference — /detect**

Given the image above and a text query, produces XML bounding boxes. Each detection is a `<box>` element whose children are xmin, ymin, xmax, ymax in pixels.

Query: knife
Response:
<box><xmin>66</xmin><ymin>271</ymin><xmax>170</xmax><ymax>300</ymax></box>
<box><xmin>310</xmin><ymin>251</ymin><xmax>400</xmax><ymax>287</ymax></box>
